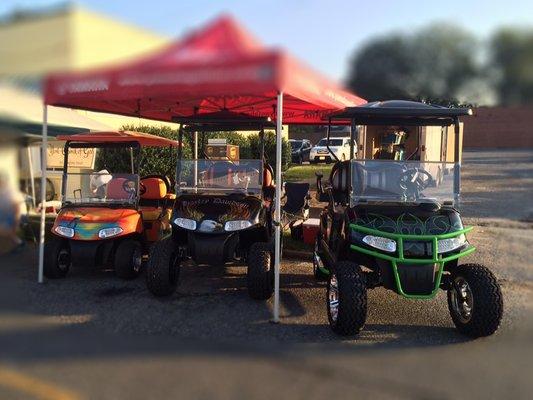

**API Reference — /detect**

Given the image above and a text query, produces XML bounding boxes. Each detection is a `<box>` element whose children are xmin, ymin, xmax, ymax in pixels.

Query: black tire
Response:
<box><xmin>146</xmin><ymin>238</ymin><xmax>180</xmax><ymax>297</ymax></box>
<box><xmin>447</xmin><ymin>264</ymin><xmax>503</xmax><ymax>338</ymax></box>
<box><xmin>313</xmin><ymin>235</ymin><xmax>329</xmax><ymax>281</ymax></box>
<box><xmin>44</xmin><ymin>237</ymin><xmax>71</xmax><ymax>279</ymax></box>
<box><xmin>327</xmin><ymin>261</ymin><xmax>367</xmax><ymax>336</ymax></box>
<box><xmin>247</xmin><ymin>242</ymin><xmax>274</xmax><ymax>300</ymax></box>
<box><xmin>114</xmin><ymin>239</ymin><xmax>143</xmax><ymax>280</ymax></box>
<box><xmin>310</xmin><ymin>159</ymin><xmax>316</xmax><ymax>165</ymax></box>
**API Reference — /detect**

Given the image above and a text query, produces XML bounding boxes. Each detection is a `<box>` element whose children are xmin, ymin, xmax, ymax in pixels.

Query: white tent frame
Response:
<box><xmin>38</xmin><ymin>92</ymin><xmax>286</xmax><ymax>321</ymax></box>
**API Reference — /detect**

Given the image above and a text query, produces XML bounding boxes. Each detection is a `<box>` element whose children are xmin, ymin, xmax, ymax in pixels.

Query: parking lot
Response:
<box><xmin>0</xmin><ymin>150</ymin><xmax>532</xmax><ymax>399</ymax></box>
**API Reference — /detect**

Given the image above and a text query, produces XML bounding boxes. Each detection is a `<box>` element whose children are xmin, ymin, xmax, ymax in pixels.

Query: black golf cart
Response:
<box><xmin>146</xmin><ymin>112</ymin><xmax>277</xmax><ymax>300</ymax></box>
<box><xmin>314</xmin><ymin>101</ymin><xmax>503</xmax><ymax>337</ymax></box>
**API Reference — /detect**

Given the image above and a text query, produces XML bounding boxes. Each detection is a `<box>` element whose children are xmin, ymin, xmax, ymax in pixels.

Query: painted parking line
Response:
<box><xmin>0</xmin><ymin>366</ymin><xmax>81</xmax><ymax>400</ymax></box>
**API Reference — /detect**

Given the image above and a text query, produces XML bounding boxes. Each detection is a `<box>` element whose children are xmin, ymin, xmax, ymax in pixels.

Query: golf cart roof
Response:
<box><xmin>174</xmin><ymin>110</ymin><xmax>275</xmax><ymax>132</ymax></box>
<box><xmin>331</xmin><ymin>100</ymin><xmax>472</xmax><ymax>126</ymax></box>
<box><xmin>57</xmin><ymin>130</ymin><xmax>180</xmax><ymax>147</ymax></box>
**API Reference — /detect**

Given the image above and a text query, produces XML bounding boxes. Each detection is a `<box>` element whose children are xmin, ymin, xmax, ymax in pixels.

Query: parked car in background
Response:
<box><xmin>290</xmin><ymin>139</ymin><xmax>312</xmax><ymax>164</ymax></box>
<box><xmin>309</xmin><ymin>137</ymin><xmax>353</xmax><ymax>163</ymax></box>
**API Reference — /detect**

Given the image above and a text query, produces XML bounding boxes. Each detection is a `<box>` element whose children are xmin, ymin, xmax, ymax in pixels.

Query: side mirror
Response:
<box><xmin>315</xmin><ymin>171</ymin><xmax>323</xmax><ymax>179</ymax></box>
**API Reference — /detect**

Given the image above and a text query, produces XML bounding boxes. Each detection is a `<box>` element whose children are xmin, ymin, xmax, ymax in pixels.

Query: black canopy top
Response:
<box><xmin>173</xmin><ymin>110</ymin><xmax>275</xmax><ymax>132</ymax></box>
<box><xmin>330</xmin><ymin>100</ymin><xmax>472</xmax><ymax>126</ymax></box>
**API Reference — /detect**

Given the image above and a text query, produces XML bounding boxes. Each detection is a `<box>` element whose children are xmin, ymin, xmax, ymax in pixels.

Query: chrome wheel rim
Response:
<box><xmin>451</xmin><ymin>277</ymin><xmax>474</xmax><ymax>324</ymax></box>
<box><xmin>57</xmin><ymin>248</ymin><xmax>70</xmax><ymax>271</ymax></box>
<box><xmin>328</xmin><ymin>274</ymin><xmax>339</xmax><ymax>322</ymax></box>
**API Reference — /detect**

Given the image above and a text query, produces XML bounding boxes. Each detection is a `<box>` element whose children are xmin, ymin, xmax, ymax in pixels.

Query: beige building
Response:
<box><xmin>0</xmin><ymin>3</ymin><xmax>176</xmax><ymax>130</ymax></box>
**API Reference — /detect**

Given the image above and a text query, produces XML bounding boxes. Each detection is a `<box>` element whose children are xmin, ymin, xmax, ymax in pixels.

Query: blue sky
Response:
<box><xmin>2</xmin><ymin>0</ymin><xmax>533</xmax><ymax>81</ymax></box>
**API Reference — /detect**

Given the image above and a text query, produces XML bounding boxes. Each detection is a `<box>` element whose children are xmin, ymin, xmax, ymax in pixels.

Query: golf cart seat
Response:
<box><xmin>330</xmin><ymin>161</ymin><xmax>351</xmax><ymax>204</ymax></box>
<box><xmin>281</xmin><ymin>182</ymin><xmax>310</xmax><ymax>227</ymax></box>
<box><xmin>351</xmin><ymin>162</ymin><xmax>404</xmax><ymax>197</ymax></box>
<box><xmin>106</xmin><ymin>177</ymin><xmax>130</xmax><ymax>200</ymax></box>
<box><xmin>139</xmin><ymin>177</ymin><xmax>172</xmax><ymax>242</ymax></box>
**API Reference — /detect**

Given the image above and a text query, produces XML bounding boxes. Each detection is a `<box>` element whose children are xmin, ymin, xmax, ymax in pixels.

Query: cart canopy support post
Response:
<box><xmin>38</xmin><ymin>104</ymin><xmax>48</xmax><ymax>283</ymax></box>
<box><xmin>453</xmin><ymin>117</ymin><xmax>461</xmax><ymax>205</ymax></box>
<box><xmin>273</xmin><ymin>92</ymin><xmax>283</xmax><ymax>323</ymax></box>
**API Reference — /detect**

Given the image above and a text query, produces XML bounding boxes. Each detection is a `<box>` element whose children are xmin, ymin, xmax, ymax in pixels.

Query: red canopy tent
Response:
<box><xmin>39</xmin><ymin>15</ymin><xmax>366</xmax><ymax>322</ymax></box>
<box><xmin>44</xmin><ymin>15</ymin><xmax>365</xmax><ymax>124</ymax></box>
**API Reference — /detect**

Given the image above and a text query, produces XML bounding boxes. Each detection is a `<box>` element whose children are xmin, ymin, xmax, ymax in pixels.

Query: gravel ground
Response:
<box><xmin>0</xmin><ymin>149</ymin><xmax>531</xmax><ymax>399</ymax></box>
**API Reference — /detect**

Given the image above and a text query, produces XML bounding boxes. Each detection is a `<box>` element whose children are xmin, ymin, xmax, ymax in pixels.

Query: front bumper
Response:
<box><xmin>349</xmin><ymin>224</ymin><xmax>476</xmax><ymax>299</ymax></box>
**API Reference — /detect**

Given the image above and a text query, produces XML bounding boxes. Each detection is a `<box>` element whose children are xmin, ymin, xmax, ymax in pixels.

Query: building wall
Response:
<box><xmin>0</xmin><ymin>11</ymin><xmax>71</xmax><ymax>78</ymax></box>
<box><xmin>463</xmin><ymin>106</ymin><xmax>533</xmax><ymax>148</ymax></box>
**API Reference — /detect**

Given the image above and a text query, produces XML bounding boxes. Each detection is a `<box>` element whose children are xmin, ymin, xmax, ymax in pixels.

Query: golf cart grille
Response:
<box><xmin>396</xmin><ymin>263</ymin><xmax>436</xmax><ymax>295</ymax></box>
<box><xmin>349</xmin><ymin>224</ymin><xmax>476</xmax><ymax>299</ymax></box>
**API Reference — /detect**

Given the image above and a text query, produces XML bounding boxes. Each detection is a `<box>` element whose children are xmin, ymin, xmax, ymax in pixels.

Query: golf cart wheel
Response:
<box><xmin>114</xmin><ymin>239</ymin><xmax>143</xmax><ymax>280</ymax></box>
<box><xmin>327</xmin><ymin>261</ymin><xmax>367</xmax><ymax>336</ymax></box>
<box><xmin>247</xmin><ymin>242</ymin><xmax>274</xmax><ymax>300</ymax></box>
<box><xmin>313</xmin><ymin>235</ymin><xmax>329</xmax><ymax>281</ymax></box>
<box><xmin>447</xmin><ymin>264</ymin><xmax>503</xmax><ymax>338</ymax></box>
<box><xmin>44</xmin><ymin>237</ymin><xmax>71</xmax><ymax>279</ymax></box>
<box><xmin>146</xmin><ymin>237</ymin><xmax>180</xmax><ymax>297</ymax></box>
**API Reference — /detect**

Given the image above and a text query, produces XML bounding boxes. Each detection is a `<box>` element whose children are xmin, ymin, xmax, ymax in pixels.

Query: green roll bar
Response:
<box><xmin>348</xmin><ymin>224</ymin><xmax>476</xmax><ymax>299</ymax></box>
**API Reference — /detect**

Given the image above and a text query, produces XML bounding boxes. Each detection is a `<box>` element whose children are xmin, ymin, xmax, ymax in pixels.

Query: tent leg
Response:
<box><xmin>38</xmin><ymin>105</ymin><xmax>48</xmax><ymax>284</ymax></box>
<box><xmin>273</xmin><ymin>92</ymin><xmax>283</xmax><ymax>323</ymax></box>
<box><xmin>27</xmin><ymin>146</ymin><xmax>36</xmax><ymax>209</ymax></box>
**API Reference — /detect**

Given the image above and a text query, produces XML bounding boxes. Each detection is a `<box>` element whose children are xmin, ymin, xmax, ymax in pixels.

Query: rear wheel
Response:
<box><xmin>146</xmin><ymin>238</ymin><xmax>180</xmax><ymax>297</ymax></box>
<box><xmin>114</xmin><ymin>239</ymin><xmax>143</xmax><ymax>280</ymax></box>
<box><xmin>327</xmin><ymin>261</ymin><xmax>367</xmax><ymax>336</ymax></box>
<box><xmin>247</xmin><ymin>242</ymin><xmax>274</xmax><ymax>300</ymax></box>
<box><xmin>44</xmin><ymin>237</ymin><xmax>71</xmax><ymax>279</ymax></box>
<box><xmin>447</xmin><ymin>264</ymin><xmax>503</xmax><ymax>337</ymax></box>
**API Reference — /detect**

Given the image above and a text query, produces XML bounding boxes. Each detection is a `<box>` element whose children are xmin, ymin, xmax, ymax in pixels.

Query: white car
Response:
<box><xmin>310</xmin><ymin>137</ymin><xmax>354</xmax><ymax>163</ymax></box>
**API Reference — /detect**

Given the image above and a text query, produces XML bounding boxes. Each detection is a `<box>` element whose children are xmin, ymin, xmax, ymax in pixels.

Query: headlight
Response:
<box><xmin>362</xmin><ymin>235</ymin><xmax>396</xmax><ymax>253</ymax></box>
<box><xmin>98</xmin><ymin>227</ymin><xmax>123</xmax><ymax>239</ymax></box>
<box><xmin>174</xmin><ymin>217</ymin><xmax>197</xmax><ymax>230</ymax></box>
<box><xmin>224</xmin><ymin>220</ymin><xmax>252</xmax><ymax>232</ymax></box>
<box><xmin>437</xmin><ymin>234</ymin><xmax>466</xmax><ymax>253</ymax></box>
<box><xmin>54</xmin><ymin>226</ymin><xmax>74</xmax><ymax>238</ymax></box>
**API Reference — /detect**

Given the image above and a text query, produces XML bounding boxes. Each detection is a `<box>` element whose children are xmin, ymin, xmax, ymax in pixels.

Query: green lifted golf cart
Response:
<box><xmin>314</xmin><ymin>100</ymin><xmax>503</xmax><ymax>337</ymax></box>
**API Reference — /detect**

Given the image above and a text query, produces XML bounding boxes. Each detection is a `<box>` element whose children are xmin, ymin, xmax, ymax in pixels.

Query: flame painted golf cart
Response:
<box><xmin>45</xmin><ymin>131</ymin><xmax>179</xmax><ymax>279</ymax></box>
<box><xmin>145</xmin><ymin>112</ymin><xmax>277</xmax><ymax>300</ymax></box>
<box><xmin>314</xmin><ymin>101</ymin><xmax>503</xmax><ymax>337</ymax></box>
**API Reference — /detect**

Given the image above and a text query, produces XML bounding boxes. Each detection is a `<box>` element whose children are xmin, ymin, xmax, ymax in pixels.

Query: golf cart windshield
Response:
<box><xmin>350</xmin><ymin>159</ymin><xmax>456</xmax><ymax>206</ymax></box>
<box><xmin>63</xmin><ymin>172</ymin><xmax>139</xmax><ymax>206</ymax></box>
<box><xmin>61</xmin><ymin>144</ymin><xmax>140</xmax><ymax>206</ymax></box>
<box><xmin>177</xmin><ymin>159</ymin><xmax>263</xmax><ymax>194</ymax></box>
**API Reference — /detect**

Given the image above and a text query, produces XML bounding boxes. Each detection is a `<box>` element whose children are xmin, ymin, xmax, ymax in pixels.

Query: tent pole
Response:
<box><xmin>27</xmin><ymin>146</ymin><xmax>36</xmax><ymax>209</ymax></box>
<box><xmin>38</xmin><ymin>104</ymin><xmax>48</xmax><ymax>284</ymax></box>
<box><xmin>273</xmin><ymin>92</ymin><xmax>283</xmax><ymax>323</ymax></box>
<box><xmin>193</xmin><ymin>130</ymin><xmax>198</xmax><ymax>192</ymax></box>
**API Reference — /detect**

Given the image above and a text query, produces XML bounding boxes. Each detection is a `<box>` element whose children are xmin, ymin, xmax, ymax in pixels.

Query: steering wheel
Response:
<box><xmin>399</xmin><ymin>167</ymin><xmax>434</xmax><ymax>198</ymax></box>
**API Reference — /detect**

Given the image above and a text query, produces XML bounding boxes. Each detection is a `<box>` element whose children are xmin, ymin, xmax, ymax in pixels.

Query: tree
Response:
<box><xmin>346</xmin><ymin>25</ymin><xmax>480</xmax><ymax>105</ymax></box>
<box><xmin>490</xmin><ymin>28</ymin><xmax>533</xmax><ymax>105</ymax></box>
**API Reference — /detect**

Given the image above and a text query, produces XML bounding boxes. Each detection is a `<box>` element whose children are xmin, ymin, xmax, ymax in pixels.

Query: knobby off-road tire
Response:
<box><xmin>114</xmin><ymin>239</ymin><xmax>142</xmax><ymax>280</ymax></box>
<box><xmin>447</xmin><ymin>263</ymin><xmax>503</xmax><ymax>338</ymax></box>
<box><xmin>146</xmin><ymin>237</ymin><xmax>180</xmax><ymax>297</ymax></box>
<box><xmin>327</xmin><ymin>261</ymin><xmax>367</xmax><ymax>336</ymax></box>
<box><xmin>247</xmin><ymin>242</ymin><xmax>274</xmax><ymax>300</ymax></box>
<box><xmin>44</xmin><ymin>237</ymin><xmax>71</xmax><ymax>279</ymax></box>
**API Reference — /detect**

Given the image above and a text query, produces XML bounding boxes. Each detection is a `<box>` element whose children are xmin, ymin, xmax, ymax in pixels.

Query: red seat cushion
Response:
<box><xmin>106</xmin><ymin>178</ymin><xmax>128</xmax><ymax>199</ymax></box>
